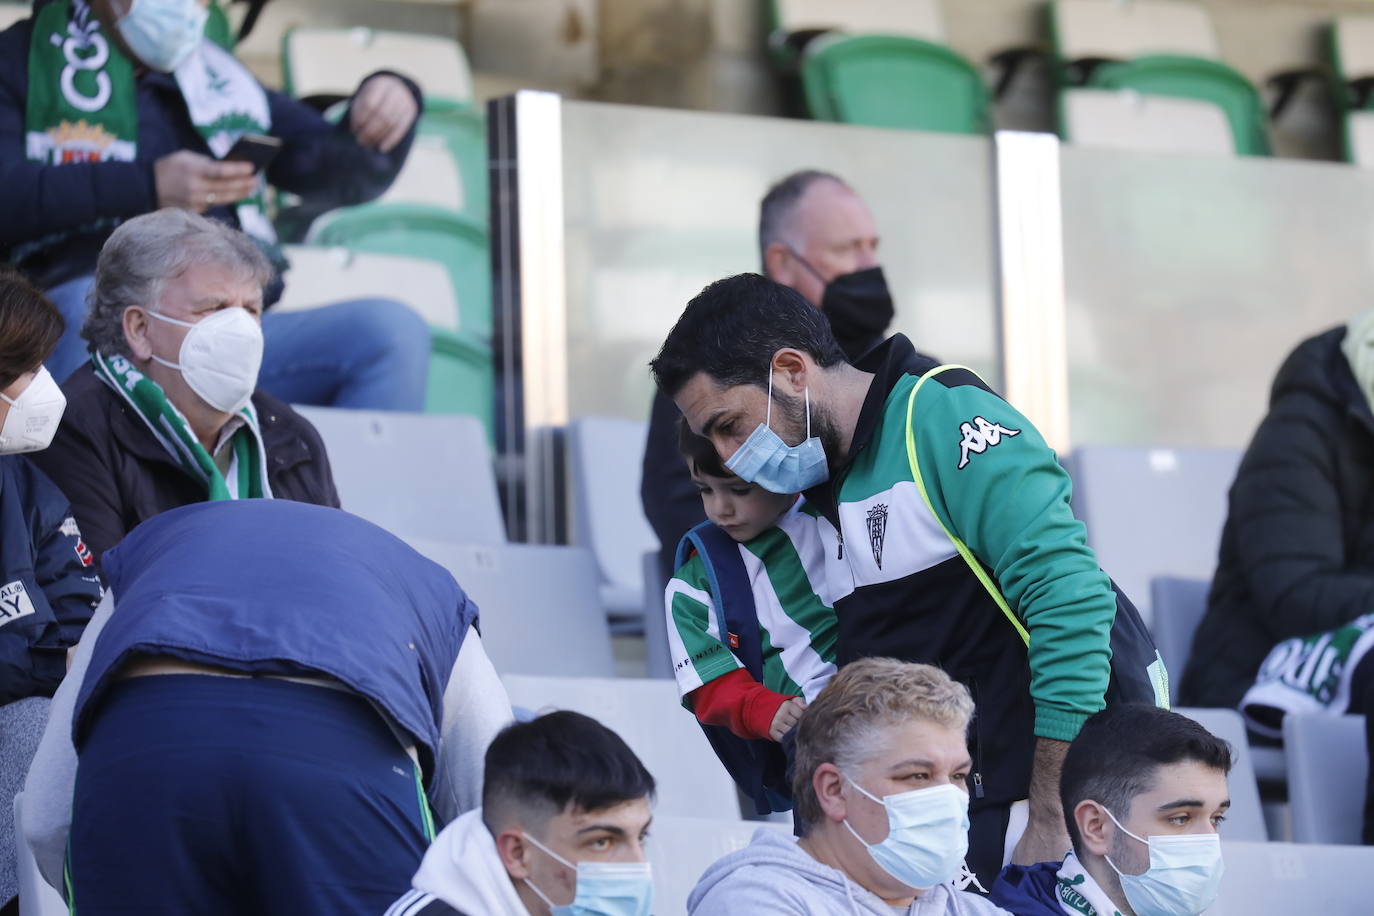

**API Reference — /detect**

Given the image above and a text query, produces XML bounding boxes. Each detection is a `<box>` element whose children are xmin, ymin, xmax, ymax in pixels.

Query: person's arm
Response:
<box><xmin>688</xmin><ymin>669</ymin><xmax>799</xmax><ymax>741</ymax></box>
<box><xmin>1226</xmin><ymin>389</ymin><xmax>1374</xmax><ymax>635</ymax></box>
<box><xmin>429</xmin><ymin>630</ymin><xmax>513</xmax><ymax>826</ymax></box>
<box><xmin>24</xmin><ymin>589</ymin><xmax>116</xmax><ymax>894</ymax></box>
<box><xmin>263</xmin><ymin>73</ymin><xmax>420</xmax><ymax>206</ymax></box>
<box><xmin>913</xmin><ymin>375</ymin><xmax>1113</xmax><ymax>861</ymax></box>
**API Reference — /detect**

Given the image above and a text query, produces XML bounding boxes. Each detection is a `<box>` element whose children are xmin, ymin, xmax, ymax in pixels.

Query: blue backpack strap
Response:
<box><xmin>674</xmin><ymin>520</ymin><xmax>792</xmax><ymax>815</ymax></box>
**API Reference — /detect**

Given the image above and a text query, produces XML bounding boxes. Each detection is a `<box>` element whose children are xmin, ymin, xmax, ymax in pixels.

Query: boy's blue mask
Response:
<box><xmin>724</xmin><ymin>364</ymin><xmax>830</xmax><ymax>494</ymax></box>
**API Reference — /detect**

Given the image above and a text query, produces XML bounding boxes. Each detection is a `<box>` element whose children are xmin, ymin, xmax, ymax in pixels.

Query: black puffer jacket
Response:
<box><xmin>1181</xmin><ymin>326</ymin><xmax>1374</xmax><ymax>708</ymax></box>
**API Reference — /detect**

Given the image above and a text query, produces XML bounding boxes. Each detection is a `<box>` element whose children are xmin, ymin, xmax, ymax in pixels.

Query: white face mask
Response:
<box><xmin>117</xmin><ymin>0</ymin><xmax>208</xmax><ymax>73</ymax></box>
<box><xmin>0</xmin><ymin>367</ymin><xmax>66</xmax><ymax>454</ymax></box>
<box><xmin>521</xmin><ymin>833</ymin><xmax>654</xmax><ymax>916</ymax></box>
<box><xmin>1102</xmin><ymin>806</ymin><xmax>1225</xmax><ymax>916</ymax></box>
<box><xmin>841</xmin><ymin>778</ymin><xmax>970</xmax><ymax>891</ymax></box>
<box><xmin>147</xmin><ymin>307</ymin><xmax>263</xmax><ymax>414</ymax></box>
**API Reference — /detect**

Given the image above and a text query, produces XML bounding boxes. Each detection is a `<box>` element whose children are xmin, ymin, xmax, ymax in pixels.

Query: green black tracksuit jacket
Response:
<box><xmin>802</xmin><ymin>335</ymin><xmax>1116</xmax><ymax>809</ymax></box>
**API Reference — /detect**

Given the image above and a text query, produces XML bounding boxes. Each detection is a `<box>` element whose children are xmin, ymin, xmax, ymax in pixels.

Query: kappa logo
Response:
<box><xmin>866</xmin><ymin>504</ymin><xmax>889</xmax><ymax>569</ymax></box>
<box><xmin>0</xmin><ymin>580</ymin><xmax>36</xmax><ymax>628</ymax></box>
<box><xmin>956</xmin><ymin>416</ymin><xmax>1020</xmax><ymax>470</ymax></box>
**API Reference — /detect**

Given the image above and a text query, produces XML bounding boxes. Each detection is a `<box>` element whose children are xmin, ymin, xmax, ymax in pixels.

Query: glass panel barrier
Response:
<box><xmin>1060</xmin><ymin>147</ymin><xmax>1374</xmax><ymax>448</ymax></box>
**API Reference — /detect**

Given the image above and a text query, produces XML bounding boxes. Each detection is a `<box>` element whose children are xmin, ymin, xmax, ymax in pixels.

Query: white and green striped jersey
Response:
<box><xmin>664</xmin><ymin>499</ymin><xmax>840</xmax><ymax>705</ymax></box>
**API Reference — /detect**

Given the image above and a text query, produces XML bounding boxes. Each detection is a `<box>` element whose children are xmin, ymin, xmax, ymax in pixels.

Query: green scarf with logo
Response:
<box><xmin>21</xmin><ymin>0</ymin><xmax>276</xmax><ymax>261</ymax></box>
<box><xmin>92</xmin><ymin>350</ymin><xmax>271</xmax><ymax>501</ymax></box>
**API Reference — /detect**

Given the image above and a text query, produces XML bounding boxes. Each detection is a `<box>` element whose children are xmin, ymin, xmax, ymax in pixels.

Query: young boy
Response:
<box><xmin>665</xmin><ymin>422</ymin><xmax>840</xmax><ymax>808</ymax></box>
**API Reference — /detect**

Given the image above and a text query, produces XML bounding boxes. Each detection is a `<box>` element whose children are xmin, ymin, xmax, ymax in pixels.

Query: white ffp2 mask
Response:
<box><xmin>117</xmin><ymin>0</ymin><xmax>209</xmax><ymax>73</ymax></box>
<box><xmin>148</xmin><ymin>307</ymin><xmax>263</xmax><ymax>414</ymax></box>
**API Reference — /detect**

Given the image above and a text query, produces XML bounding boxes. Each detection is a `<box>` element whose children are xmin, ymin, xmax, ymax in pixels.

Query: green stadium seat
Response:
<box><xmin>799</xmin><ymin>33</ymin><xmax>990</xmax><ymax>135</ymax></box>
<box><xmin>1060</xmin><ymin>87</ymin><xmax>1236</xmax><ymax>155</ymax></box>
<box><xmin>1052</xmin><ymin>0</ymin><xmax>1219</xmax><ymax>64</ymax></box>
<box><xmin>281</xmin><ymin>26</ymin><xmax>474</xmax><ymax>111</ymax></box>
<box><xmin>1085</xmin><ymin>55</ymin><xmax>1269</xmax><ymax>155</ymax></box>
<box><xmin>386</xmin><ymin>108</ymin><xmax>487</xmax><ymax>223</ymax></box>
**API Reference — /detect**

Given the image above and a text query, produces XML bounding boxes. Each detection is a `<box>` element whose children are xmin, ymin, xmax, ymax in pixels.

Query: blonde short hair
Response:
<box><xmin>791</xmin><ymin>658</ymin><xmax>974</xmax><ymax>831</ymax></box>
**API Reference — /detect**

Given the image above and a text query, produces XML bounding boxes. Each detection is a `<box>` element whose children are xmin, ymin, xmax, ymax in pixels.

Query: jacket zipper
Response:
<box><xmin>969</xmin><ymin>677</ymin><xmax>986</xmax><ymax>799</ymax></box>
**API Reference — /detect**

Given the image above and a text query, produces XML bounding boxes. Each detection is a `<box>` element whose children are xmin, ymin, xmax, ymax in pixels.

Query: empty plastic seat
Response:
<box><xmin>770</xmin><ymin>0</ymin><xmax>945</xmax><ymax>43</ymax></box>
<box><xmin>1174</xmin><ymin>708</ymin><xmax>1267</xmax><ymax>841</ymax></box>
<box><xmin>1063</xmin><ymin>445</ymin><xmax>1240</xmax><ymax>626</ymax></box>
<box><xmin>292</xmin><ymin>406</ymin><xmax>505</xmax><ymax>544</ymax></box>
<box><xmin>378</xmin><ymin>109</ymin><xmax>487</xmax><ymax>222</ymax></box>
<box><xmin>1149</xmin><ymin>576</ymin><xmax>1209</xmax><ymax>701</ymax></box>
<box><xmin>501</xmin><ymin>675</ymin><xmax>743</xmax><ymax>821</ymax></box>
<box><xmin>1061</xmin><ymin>88</ymin><xmax>1236</xmax><ymax>155</ymax></box>
<box><xmin>282</xmin><ymin>27</ymin><xmax>474</xmax><ymax>110</ymax></box>
<box><xmin>1212</xmin><ymin>840</ymin><xmax>1374</xmax><ymax>913</ymax></box>
<box><xmin>276</xmin><ymin>246</ymin><xmax>459</xmax><ymax>330</ymax></box>
<box><xmin>406</xmin><ymin>541</ymin><xmax>615</xmax><ymax>678</ymax></box>
<box><xmin>14</xmin><ymin>794</ymin><xmax>65</xmax><ymax>916</ymax></box>
<box><xmin>566</xmin><ymin>418</ymin><xmax>659</xmax><ymax>621</ymax></box>
<box><xmin>1052</xmin><ymin>0</ymin><xmax>1219</xmax><ymax>62</ymax></box>
<box><xmin>800</xmin><ymin>34</ymin><xmax>990</xmax><ymax>134</ymax></box>
<box><xmin>649</xmin><ymin>816</ymin><xmax>790</xmax><ymax>915</ymax></box>
<box><xmin>1283</xmin><ymin>714</ymin><xmax>1367</xmax><ymax>845</ymax></box>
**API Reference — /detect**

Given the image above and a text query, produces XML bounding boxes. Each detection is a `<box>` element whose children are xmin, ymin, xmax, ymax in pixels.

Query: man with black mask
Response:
<box><xmin>641</xmin><ymin>171</ymin><xmax>925</xmax><ymax>582</ymax></box>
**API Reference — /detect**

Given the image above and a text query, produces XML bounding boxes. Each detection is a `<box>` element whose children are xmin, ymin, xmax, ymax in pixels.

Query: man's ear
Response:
<box><xmin>123</xmin><ymin>307</ymin><xmax>153</xmax><ymax>362</ymax></box>
<box><xmin>812</xmin><ymin>762</ymin><xmax>849</xmax><ymax>824</ymax></box>
<box><xmin>1075</xmin><ymin>800</ymin><xmax>1112</xmax><ymax>858</ymax></box>
<box><xmin>770</xmin><ymin>348</ymin><xmax>812</xmax><ymax>396</ymax></box>
<box><xmin>763</xmin><ymin>242</ymin><xmax>794</xmax><ymax>285</ymax></box>
<box><xmin>495</xmin><ymin>829</ymin><xmax>534</xmax><ymax>880</ymax></box>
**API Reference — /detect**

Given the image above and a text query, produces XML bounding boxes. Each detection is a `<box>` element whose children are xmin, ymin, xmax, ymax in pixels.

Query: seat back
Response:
<box><xmin>500</xmin><ymin>675</ymin><xmax>742</xmax><ymax>821</ymax></box>
<box><xmin>381</xmin><ymin>134</ymin><xmax>465</xmax><ymax>212</ymax></box>
<box><xmin>1148</xmin><ymin>576</ymin><xmax>1210</xmax><ymax>700</ymax></box>
<box><xmin>566</xmin><ymin>418</ymin><xmax>659</xmax><ymax>618</ymax></box>
<box><xmin>1211</xmin><ymin>840</ymin><xmax>1374</xmax><ymax>913</ymax></box>
<box><xmin>1087</xmin><ymin>55</ymin><xmax>1269</xmax><ymax>155</ymax></box>
<box><xmin>642</xmin><ymin>551</ymin><xmax>673</xmax><ymax>679</ymax></box>
<box><xmin>1061</xmin><ymin>88</ymin><xmax>1235</xmax><ymax>155</ymax></box>
<box><xmin>1053</xmin><ymin>0</ymin><xmax>1219</xmax><ymax>62</ymax></box>
<box><xmin>648</xmin><ymin>816</ymin><xmax>790</xmax><ymax>914</ymax></box>
<box><xmin>1174</xmin><ymin>707</ymin><xmax>1268</xmax><ymax>841</ymax></box>
<box><xmin>1346</xmin><ymin>110</ymin><xmax>1374</xmax><ymax>167</ymax></box>
<box><xmin>1283</xmin><ymin>714</ymin><xmax>1367</xmax><ymax>845</ymax></box>
<box><xmin>292</xmin><ymin>407</ymin><xmax>505</xmax><ymax>543</ymax></box>
<box><xmin>14</xmin><ymin>793</ymin><xmax>66</xmax><ymax>916</ymax></box>
<box><xmin>1334</xmin><ymin>15</ymin><xmax>1374</xmax><ymax>82</ymax></box>
<box><xmin>1063</xmin><ymin>445</ymin><xmax>1240</xmax><ymax>626</ymax></box>
<box><xmin>407</xmin><ymin>541</ymin><xmax>615</xmax><ymax>678</ymax></box>
<box><xmin>282</xmin><ymin>27</ymin><xmax>474</xmax><ymax>108</ymax></box>
<box><xmin>801</xmin><ymin>34</ymin><xmax>989</xmax><ymax>135</ymax></box>
<box><xmin>277</xmin><ymin>246</ymin><xmax>459</xmax><ymax>330</ymax></box>
<box><xmin>771</xmin><ymin>0</ymin><xmax>945</xmax><ymax>42</ymax></box>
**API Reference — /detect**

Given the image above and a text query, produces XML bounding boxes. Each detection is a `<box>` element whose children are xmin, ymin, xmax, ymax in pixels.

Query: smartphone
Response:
<box><xmin>225</xmin><ymin>133</ymin><xmax>282</xmax><ymax>171</ymax></box>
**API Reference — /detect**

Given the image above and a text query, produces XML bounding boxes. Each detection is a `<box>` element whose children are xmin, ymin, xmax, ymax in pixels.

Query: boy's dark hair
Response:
<box><xmin>482</xmin><ymin>711</ymin><xmax>656</xmax><ymax>835</ymax></box>
<box><xmin>0</xmin><ymin>269</ymin><xmax>64</xmax><ymax>390</ymax></box>
<box><xmin>1061</xmin><ymin>705</ymin><xmax>1233</xmax><ymax>856</ymax></box>
<box><xmin>677</xmin><ymin>416</ymin><xmax>731</xmax><ymax>478</ymax></box>
<box><xmin>649</xmin><ymin>273</ymin><xmax>846</xmax><ymax>399</ymax></box>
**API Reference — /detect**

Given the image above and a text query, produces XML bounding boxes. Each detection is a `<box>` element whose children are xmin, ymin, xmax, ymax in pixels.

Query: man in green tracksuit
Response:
<box><xmin>650</xmin><ymin>273</ymin><xmax>1122</xmax><ymax>886</ymax></box>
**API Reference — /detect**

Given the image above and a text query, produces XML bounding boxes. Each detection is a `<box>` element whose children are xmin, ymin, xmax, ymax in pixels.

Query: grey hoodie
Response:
<box><xmin>688</xmin><ymin>828</ymin><xmax>1013</xmax><ymax>916</ymax></box>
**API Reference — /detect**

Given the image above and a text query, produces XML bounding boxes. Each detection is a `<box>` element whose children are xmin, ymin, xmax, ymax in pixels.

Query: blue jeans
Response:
<box><xmin>44</xmin><ymin>275</ymin><xmax>431</xmax><ymax>411</ymax></box>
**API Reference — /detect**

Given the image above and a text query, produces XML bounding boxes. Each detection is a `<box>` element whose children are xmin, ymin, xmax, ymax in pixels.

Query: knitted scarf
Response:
<box><xmin>92</xmin><ymin>351</ymin><xmax>271</xmax><ymax>501</ymax></box>
<box><xmin>20</xmin><ymin>0</ymin><xmax>276</xmax><ymax>261</ymax></box>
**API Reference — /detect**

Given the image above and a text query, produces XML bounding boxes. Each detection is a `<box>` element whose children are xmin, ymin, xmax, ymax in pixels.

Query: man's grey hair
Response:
<box><xmin>82</xmin><ymin>208</ymin><xmax>273</xmax><ymax>359</ymax></box>
<box><xmin>758</xmin><ymin>169</ymin><xmax>849</xmax><ymax>267</ymax></box>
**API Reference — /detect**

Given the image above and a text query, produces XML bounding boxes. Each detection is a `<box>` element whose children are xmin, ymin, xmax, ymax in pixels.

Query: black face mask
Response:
<box><xmin>820</xmin><ymin>266</ymin><xmax>896</xmax><ymax>360</ymax></box>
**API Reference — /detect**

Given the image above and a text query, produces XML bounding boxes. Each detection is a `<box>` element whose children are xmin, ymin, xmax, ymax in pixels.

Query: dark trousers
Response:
<box><xmin>69</xmin><ymin>675</ymin><xmax>433</xmax><ymax>915</ymax></box>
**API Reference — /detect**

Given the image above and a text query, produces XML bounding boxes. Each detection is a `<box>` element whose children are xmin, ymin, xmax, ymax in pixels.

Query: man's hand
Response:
<box><xmin>350</xmin><ymin>74</ymin><xmax>419</xmax><ymax>153</ymax></box>
<box><xmin>769</xmin><ymin>697</ymin><xmax>806</xmax><ymax>742</ymax></box>
<box><xmin>154</xmin><ymin>151</ymin><xmax>258</xmax><ymax>212</ymax></box>
<box><xmin>1011</xmin><ymin>737</ymin><xmax>1072</xmax><ymax>865</ymax></box>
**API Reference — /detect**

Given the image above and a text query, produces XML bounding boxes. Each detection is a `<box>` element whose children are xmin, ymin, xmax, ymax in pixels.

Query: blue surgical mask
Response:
<box><xmin>1103</xmin><ymin>806</ymin><xmax>1225</xmax><ymax>916</ymax></box>
<box><xmin>724</xmin><ymin>365</ymin><xmax>829</xmax><ymax>494</ymax></box>
<box><xmin>522</xmin><ymin>833</ymin><xmax>654</xmax><ymax>916</ymax></box>
<box><xmin>117</xmin><ymin>0</ymin><xmax>208</xmax><ymax>72</ymax></box>
<box><xmin>841</xmin><ymin>779</ymin><xmax>970</xmax><ymax>890</ymax></box>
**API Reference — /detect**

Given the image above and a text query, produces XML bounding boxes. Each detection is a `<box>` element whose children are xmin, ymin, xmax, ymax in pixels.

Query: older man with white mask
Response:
<box><xmin>31</xmin><ymin>208</ymin><xmax>338</xmax><ymax>567</ymax></box>
<box><xmin>689</xmin><ymin>658</ymin><xmax>1013</xmax><ymax>916</ymax></box>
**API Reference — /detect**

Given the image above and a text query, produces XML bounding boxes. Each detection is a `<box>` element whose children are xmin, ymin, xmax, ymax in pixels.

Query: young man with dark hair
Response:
<box><xmin>387</xmin><ymin>711</ymin><xmax>656</xmax><ymax>916</ymax></box>
<box><xmin>651</xmin><ymin>272</ymin><xmax>1164</xmax><ymax>883</ymax></box>
<box><xmin>991</xmin><ymin>705</ymin><xmax>1232</xmax><ymax>916</ymax></box>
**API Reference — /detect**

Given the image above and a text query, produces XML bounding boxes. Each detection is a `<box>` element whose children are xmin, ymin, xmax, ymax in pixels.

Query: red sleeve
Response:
<box><xmin>688</xmin><ymin>669</ymin><xmax>796</xmax><ymax>741</ymax></box>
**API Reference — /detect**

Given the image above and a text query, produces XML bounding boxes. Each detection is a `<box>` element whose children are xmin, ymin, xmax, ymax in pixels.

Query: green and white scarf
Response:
<box><xmin>1240</xmin><ymin>612</ymin><xmax>1374</xmax><ymax>738</ymax></box>
<box><xmin>22</xmin><ymin>0</ymin><xmax>276</xmax><ymax>256</ymax></box>
<box><xmin>92</xmin><ymin>350</ymin><xmax>272</xmax><ymax>501</ymax></box>
<box><xmin>1055</xmin><ymin>852</ymin><xmax>1125</xmax><ymax>916</ymax></box>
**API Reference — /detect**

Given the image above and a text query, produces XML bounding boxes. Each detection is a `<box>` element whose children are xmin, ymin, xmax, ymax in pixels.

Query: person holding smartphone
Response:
<box><xmin>0</xmin><ymin>0</ymin><xmax>431</xmax><ymax>411</ymax></box>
